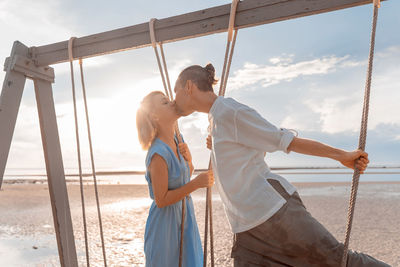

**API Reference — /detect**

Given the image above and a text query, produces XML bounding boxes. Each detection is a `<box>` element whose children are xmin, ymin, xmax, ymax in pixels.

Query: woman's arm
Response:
<box><xmin>287</xmin><ymin>137</ymin><xmax>369</xmax><ymax>173</ymax></box>
<box><xmin>150</xmin><ymin>154</ymin><xmax>213</xmax><ymax>208</ymax></box>
<box><xmin>188</xmin><ymin>161</ymin><xmax>194</xmax><ymax>176</ymax></box>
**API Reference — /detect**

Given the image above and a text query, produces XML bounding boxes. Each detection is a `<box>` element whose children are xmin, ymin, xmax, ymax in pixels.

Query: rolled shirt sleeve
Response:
<box><xmin>234</xmin><ymin>106</ymin><xmax>295</xmax><ymax>153</ymax></box>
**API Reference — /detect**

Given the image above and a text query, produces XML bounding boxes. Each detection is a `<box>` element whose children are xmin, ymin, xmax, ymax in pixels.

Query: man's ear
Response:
<box><xmin>185</xmin><ymin>80</ymin><xmax>193</xmax><ymax>95</ymax></box>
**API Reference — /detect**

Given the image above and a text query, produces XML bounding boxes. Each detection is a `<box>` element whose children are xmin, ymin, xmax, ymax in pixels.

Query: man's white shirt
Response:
<box><xmin>208</xmin><ymin>96</ymin><xmax>296</xmax><ymax>233</ymax></box>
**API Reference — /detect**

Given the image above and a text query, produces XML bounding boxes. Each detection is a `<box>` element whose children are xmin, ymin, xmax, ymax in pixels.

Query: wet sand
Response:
<box><xmin>0</xmin><ymin>182</ymin><xmax>399</xmax><ymax>266</ymax></box>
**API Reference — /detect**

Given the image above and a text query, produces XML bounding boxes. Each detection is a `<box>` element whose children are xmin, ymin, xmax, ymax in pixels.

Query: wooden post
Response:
<box><xmin>34</xmin><ymin>78</ymin><xmax>78</xmax><ymax>267</ymax></box>
<box><xmin>0</xmin><ymin>41</ymin><xmax>78</xmax><ymax>267</ymax></box>
<box><xmin>0</xmin><ymin>42</ymin><xmax>27</xmax><ymax>188</ymax></box>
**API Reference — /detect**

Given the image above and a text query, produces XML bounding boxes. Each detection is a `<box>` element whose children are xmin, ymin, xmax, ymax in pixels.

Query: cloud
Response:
<box><xmin>0</xmin><ymin>0</ymin><xmax>81</xmax><ymax>92</ymax></box>
<box><xmin>304</xmin><ymin>94</ymin><xmax>363</xmax><ymax>134</ymax></box>
<box><xmin>0</xmin><ymin>0</ymin><xmax>79</xmax><ymax>48</ymax></box>
<box><xmin>2</xmin><ymin>0</ymin><xmax>398</xmax><ymax>172</ymax></box>
<box><xmin>301</xmin><ymin>46</ymin><xmax>400</xmax><ymax>134</ymax></box>
<box><xmin>53</xmin><ymin>56</ymin><xmax>114</xmax><ymax>76</ymax></box>
<box><xmin>177</xmin><ymin>121</ymin><xmax>210</xmax><ymax>169</ymax></box>
<box><xmin>229</xmin><ymin>46</ymin><xmax>400</xmax><ymax>136</ymax></box>
<box><xmin>3</xmin><ymin>47</ymin><xmax>192</xmax><ymax>169</ymax></box>
<box><xmin>227</xmin><ymin>54</ymin><xmax>360</xmax><ymax>90</ymax></box>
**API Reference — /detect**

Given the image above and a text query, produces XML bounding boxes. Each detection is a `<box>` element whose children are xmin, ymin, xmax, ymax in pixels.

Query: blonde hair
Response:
<box><xmin>136</xmin><ymin>91</ymin><xmax>164</xmax><ymax>150</ymax></box>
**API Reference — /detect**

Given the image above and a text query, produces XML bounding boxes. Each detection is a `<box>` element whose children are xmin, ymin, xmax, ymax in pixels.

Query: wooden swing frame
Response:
<box><xmin>0</xmin><ymin>1</ymin><xmax>382</xmax><ymax>266</ymax></box>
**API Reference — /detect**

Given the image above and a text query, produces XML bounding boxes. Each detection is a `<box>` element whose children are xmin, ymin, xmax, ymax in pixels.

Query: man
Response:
<box><xmin>173</xmin><ymin>64</ymin><xmax>389</xmax><ymax>267</ymax></box>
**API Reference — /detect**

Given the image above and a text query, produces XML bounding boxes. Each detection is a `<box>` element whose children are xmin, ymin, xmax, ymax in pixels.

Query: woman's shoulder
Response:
<box><xmin>145</xmin><ymin>138</ymin><xmax>172</xmax><ymax>166</ymax></box>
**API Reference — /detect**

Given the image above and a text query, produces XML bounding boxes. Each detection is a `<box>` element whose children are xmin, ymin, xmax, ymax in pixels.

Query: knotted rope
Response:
<box><xmin>341</xmin><ymin>1</ymin><xmax>380</xmax><ymax>266</ymax></box>
<box><xmin>149</xmin><ymin>18</ymin><xmax>186</xmax><ymax>267</ymax></box>
<box><xmin>204</xmin><ymin>1</ymin><xmax>239</xmax><ymax>266</ymax></box>
<box><xmin>68</xmin><ymin>37</ymin><xmax>108</xmax><ymax>267</ymax></box>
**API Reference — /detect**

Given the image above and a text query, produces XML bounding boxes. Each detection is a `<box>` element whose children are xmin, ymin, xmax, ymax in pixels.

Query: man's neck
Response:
<box><xmin>197</xmin><ymin>93</ymin><xmax>218</xmax><ymax>114</ymax></box>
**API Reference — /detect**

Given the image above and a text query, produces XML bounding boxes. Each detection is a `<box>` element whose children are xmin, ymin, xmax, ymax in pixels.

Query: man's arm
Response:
<box><xmin>234</xmin><ymin>107</ymin><xmax>294</xmax><ymax>153</ymax></box>
<box><xmin>287</xmin><ymin>137</ymin><xmax>369</xmax><ymax>173</ymax></box>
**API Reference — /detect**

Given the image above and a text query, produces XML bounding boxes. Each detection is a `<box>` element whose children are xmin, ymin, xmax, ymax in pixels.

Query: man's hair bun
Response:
<box><xmin>204</xmin><ymin>63</ymin><xmax>217</xmax><ymax>86</ymax></box>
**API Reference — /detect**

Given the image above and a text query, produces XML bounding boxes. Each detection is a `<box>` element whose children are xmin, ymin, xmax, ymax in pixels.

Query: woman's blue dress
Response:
<box><xmin>144</xmin><ymin>137</ymin><xmax>203</xmax><ymax>267</ymax></box>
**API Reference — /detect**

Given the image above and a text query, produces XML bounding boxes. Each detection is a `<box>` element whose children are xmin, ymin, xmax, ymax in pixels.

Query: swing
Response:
<box><xmin>204</xmin><ymin>1</ymin><xmax>239</xmax><ymax>266</ymax></box>
<box><xmin>149</xmin><ymin>18</ymin><xmax>186</xmax><ymax>267</ymax></box>
<box><xmin>68</xmin><ymin>37</ymin><xmax>107</xmax><ymax>267</ymax></box>
<box><xmin>54</xmin><ymin>1</ymin><xmax>382</xmax><ymax>266</ymax></box>
<box><xmin>0</xmin><ymin>1</ymin><xmax>390</xmax><ymax>267</ymax></box>
<box><xmin>198</xmin><ymin>0</ymin><xmax>382</xmax><ymax>266</ymax></box>
<box><xmin>148</xmin><ymin>2</ymin><xmax>240</xmax><ymax>266</ymax></box>
<box><xmin>341</xmin><ymin>0</ymin><xmax>381</xmax><ymax>265</ymax></box>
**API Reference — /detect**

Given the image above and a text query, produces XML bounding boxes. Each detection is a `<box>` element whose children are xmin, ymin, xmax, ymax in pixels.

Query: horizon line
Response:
<box><xmin>4</xmin><ymin>165</ymin><xmax>400</xmax><ymax>177</ymax></box>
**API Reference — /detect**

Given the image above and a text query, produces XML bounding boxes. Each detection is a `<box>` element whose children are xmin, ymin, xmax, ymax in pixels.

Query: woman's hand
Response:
<box><xmin>206</xmin><ymin>135</ymin><xmax>212</xmax><ymax>150</ymax></box>
<box><xmin>178</xmin><ymin>142</ymin><xmax>192</xmax><ymax>162</ymax></box>
<box><xmin>339</xmin><ymin>149</ymin><xmax>369</xmax><ymax>174</ymax></box>
<box><xmin>194</xmin><ymin>170</ymin><xmax>214</xmax><ymax>188</ymax></box>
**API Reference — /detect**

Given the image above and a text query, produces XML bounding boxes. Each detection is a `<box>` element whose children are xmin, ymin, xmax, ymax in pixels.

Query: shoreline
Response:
<box><xmin>0</xmin><ymin>182</ymin><xmax>399</xmax><ymax>266</ymax></box>
<box><xmin>2</xmin><ymin>178</ymin><xmax>400</xmax><ymax>185</ymax></box>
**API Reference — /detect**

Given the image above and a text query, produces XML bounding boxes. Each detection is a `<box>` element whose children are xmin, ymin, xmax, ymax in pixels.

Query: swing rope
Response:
<box><xmin>78</xmin><ymin>59</ymin><xmax>108</xmax><ymax>267</ymax></box>
<box><xmin>68</xmin><ymin>37</ymin><xmax>90</xmax><ymax>267</ymax></box>
<box><xmin>149</xmin><ymin>18</ymin><xmax>186</xmax><ymax>267</ymax></box>
<box><xmin>160</xmin><ymin>44</ymin><xmax>174</xmax><ymax>100</ymax></box>
<box><xmin>204</xmin><ymin>1</ymin><xmax>239</xmax><ymax>266</ymax></box>
<box><xmin>341</xmin><ymin>0</ymin><xmax>380</xmax><ymax>266</ymax></box>
<box><xmin>219</xmin><ymin>0</ymin><xmax>239</xmax><ymax>96</ymax></box>
<box><xmin>68</xmin><ymin>37</ymin><xmax>108</xmax><ymax>267</ymax></box>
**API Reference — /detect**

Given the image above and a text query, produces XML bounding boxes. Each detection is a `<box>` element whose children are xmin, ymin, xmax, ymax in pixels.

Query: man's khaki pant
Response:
<box><xmin>231</xmin><ymin>179</ymin><xmax>391</xmax><ymax>267</ymax></box>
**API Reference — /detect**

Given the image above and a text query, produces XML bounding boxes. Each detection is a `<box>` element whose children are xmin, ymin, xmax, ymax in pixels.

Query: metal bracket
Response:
<box><xmin>4</xmin><ymin>55</ymin><xmax>54</xmax><ymax>83</ymax></box>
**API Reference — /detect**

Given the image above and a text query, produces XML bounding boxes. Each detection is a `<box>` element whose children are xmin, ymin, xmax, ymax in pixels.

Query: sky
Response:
<box><xmin>1</xmin><ymin>0</ymin><xmax>399</xmax><ymax>174</ymax></box>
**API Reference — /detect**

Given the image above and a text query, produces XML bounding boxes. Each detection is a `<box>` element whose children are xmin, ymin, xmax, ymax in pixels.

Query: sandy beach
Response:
<box><xmin>0</xmin><ymin>182</ymin><xmax>399</xmax><ymax>266</ymax></box>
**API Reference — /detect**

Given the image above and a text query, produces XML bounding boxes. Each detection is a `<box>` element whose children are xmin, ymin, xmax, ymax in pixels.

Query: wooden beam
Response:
<box><xmin>34</xmin><ymin>78</ymin><xmax>78</xmax><ymax>267</ymax></box>
<box><xmin>31</xmin><ymin>0</ymin><xmax>376</xmax><ymax>66</ymax></box>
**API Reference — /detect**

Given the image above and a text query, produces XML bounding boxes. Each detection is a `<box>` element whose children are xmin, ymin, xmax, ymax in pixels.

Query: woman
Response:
<box><xmin>136</xmin><ymin>91</ymin><xmax>213</xmax><ymax>267</ymax></box>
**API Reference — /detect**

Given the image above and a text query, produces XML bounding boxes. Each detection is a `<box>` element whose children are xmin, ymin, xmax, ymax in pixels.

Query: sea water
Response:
<box><xmin>2</xmin><ymin>167</ymin><xmax>400</xmax><ymax>184</ymax></box>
